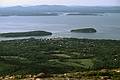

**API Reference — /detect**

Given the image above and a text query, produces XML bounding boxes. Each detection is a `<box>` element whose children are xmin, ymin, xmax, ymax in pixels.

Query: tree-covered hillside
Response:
<box><xmin>0</xmin><ymin>38</ymin><xmax>120</xmax><ymax>76</ymax></box>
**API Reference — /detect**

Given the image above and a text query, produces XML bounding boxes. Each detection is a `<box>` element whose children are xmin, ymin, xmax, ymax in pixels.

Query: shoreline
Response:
<box><xmin>0</xmin><ymin>36</ymin><xmax>120</xmax><ymax>41</ymax></box>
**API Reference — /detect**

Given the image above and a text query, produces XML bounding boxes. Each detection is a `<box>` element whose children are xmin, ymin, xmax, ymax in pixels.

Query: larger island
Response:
<box><xmin>0</xmin><ymin>31</ymin><xmax>52</xmax><ymax>37</ymax></box>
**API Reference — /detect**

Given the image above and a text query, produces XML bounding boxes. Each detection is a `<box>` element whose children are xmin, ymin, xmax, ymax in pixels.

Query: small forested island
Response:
<box><xmin>0</xmin><ymin>38</ymin><xmax>120</xmax><ymax>80</ymax></box>
<box><xmin>66</xmin><ymin>13</ymin><xmax>100</xmax><ymax>16</ymax></box>
<box><xmin>71</xmin><ymin>28</ymin><xmax>97</xmax><ymax>33</ymax></box>
<box><xmin>0</xmin><ymin>31</ymin><xmax>52</xmax><ymax>37</ymax></box>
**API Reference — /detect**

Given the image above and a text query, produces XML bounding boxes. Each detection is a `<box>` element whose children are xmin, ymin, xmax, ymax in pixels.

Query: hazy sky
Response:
<box><xmin>0</xmin><ymin>0</ymin><xmax>120</xmax><ymax>7</ymax></box>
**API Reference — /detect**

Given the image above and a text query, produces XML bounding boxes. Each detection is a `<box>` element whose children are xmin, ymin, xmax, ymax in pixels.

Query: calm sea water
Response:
<box><xmin>0</xmin><ymin>13</ymin><xmax>120</xmax><ymax>40</ymax></box>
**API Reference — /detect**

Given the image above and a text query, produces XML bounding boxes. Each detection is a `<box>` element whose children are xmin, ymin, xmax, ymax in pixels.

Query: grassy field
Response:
<box><xmin>65</xmin><ymin>59</ymin><xmax>94</xmax><ymax>68</ymax></box>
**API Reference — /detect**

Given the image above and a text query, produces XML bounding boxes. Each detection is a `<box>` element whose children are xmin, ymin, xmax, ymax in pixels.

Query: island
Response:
<box><xmin>66</xmin><ymin>13</ymin><xmax>100</xmax><ymax>16</ymax></box>
<box><xmin>71</xmin><ymin>28</ymin><xmax>97</xmax><ymax>33</ymax></box>
<box><xmin>0</xmin><ymin>31</ymin><xmax>52</xmax><ymax>37</ymax></box>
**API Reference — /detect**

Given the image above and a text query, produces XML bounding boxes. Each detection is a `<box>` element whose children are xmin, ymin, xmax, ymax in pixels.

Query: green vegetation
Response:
<box><xmin>0</xmin><ymin>31</ymin><xmax>52</xmax><ymax>37</ymax></box>
<box><xmin>0</xmin><ymin>38</ymin><xmax>120</xmax><ymax>79</ymax></box>
<box><xmin>71</xmin><ymin>28</ymin><xmax>97</xmax><ymax>33</ymax></box>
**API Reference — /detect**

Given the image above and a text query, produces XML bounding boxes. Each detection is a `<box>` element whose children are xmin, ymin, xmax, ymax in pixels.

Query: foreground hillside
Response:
<box><xmin>0</xmin><ymin>38</ymin><xmax>120</xmax><ymax>79</ymax></box>
<box><xmin>1</xmin><ymin>69</ymin><xmax>120</xmax><ymax>80</ymax></box>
